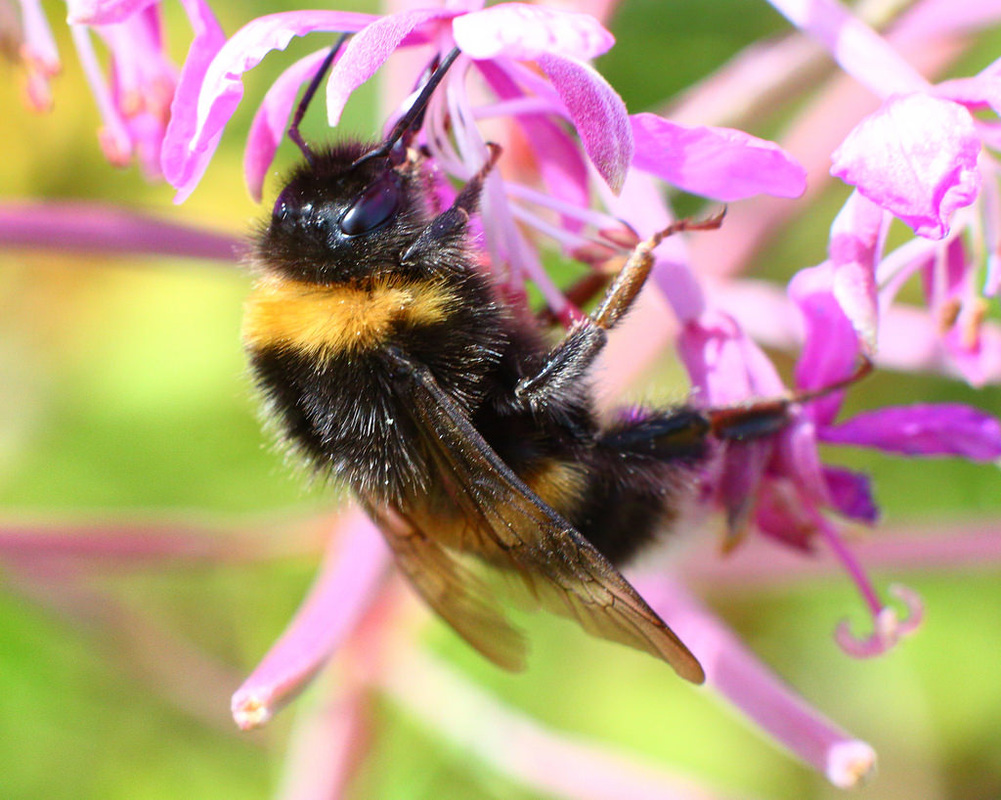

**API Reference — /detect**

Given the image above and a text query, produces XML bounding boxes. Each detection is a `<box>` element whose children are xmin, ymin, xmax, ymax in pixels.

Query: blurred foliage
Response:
<box><xmin>1</xmin><ymin>1</ymin><xmax>1000</xmax><ymax>799</ymax></box>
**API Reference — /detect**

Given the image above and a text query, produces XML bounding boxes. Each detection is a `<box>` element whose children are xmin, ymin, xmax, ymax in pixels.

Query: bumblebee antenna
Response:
<box><xmin>352</xmin><ymin>46</ymin><xmax>461</xmax><ymax>169</ymax></box>
<box><xmin>288</xmin><ymin>33</ymin><xmax>351</xmax><ymax>167</ymax></box>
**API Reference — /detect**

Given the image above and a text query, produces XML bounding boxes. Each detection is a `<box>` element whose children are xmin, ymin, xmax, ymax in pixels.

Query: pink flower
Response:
<box><xmin>7</xmin><ymin>0</ymin><xmax>222</xmax><ymax>177</ymax></box>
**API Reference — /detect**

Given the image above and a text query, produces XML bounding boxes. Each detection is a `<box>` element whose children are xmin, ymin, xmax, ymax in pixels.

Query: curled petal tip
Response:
<box><xmin>826</xmin><ymin>740</ymin><xmax>878</xmax><ymax>788</ymax></box>
<box><xmin>231</xmin><ymin>693</ymin><xmax>273</xmax><ymax>730</ymax></box>
<box><xmin>834</xmin><ymin>583</ymin><xmax>923</xmax><ymax>658</ymax></box>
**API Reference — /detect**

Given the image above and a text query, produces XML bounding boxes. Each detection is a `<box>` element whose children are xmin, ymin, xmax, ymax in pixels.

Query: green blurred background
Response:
<box><xmin>2</xmin><ymin>1</ymin><xmax>1001</xmax><ymax>798</ymax></box>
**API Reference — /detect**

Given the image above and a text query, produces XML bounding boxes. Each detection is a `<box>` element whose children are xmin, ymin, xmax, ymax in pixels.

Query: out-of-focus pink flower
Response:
<box><xmin>8</xmin><ymin>0</ymin><xmax>221</xmax><ymax>177</ymax></box>
<box><xmin>831</xmin><ymin>93</ymin><xmax>982</xmax><ymax>241</ymax></box>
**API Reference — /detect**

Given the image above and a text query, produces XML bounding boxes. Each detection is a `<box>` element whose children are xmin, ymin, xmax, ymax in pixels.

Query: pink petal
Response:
<box><xmin>324</xmin><ymin>8</ymin><xmax>454</xmax><ymax>128</ymax></box>
<box><xmin>630</xmin><ymin>113</ymin><xmax>807</xmax><ymax>201</ymax></box>
<box><xmin>244</xmin><ymin>49</ymin><xmax>332</xmax><ymax>203</ymax></box>
<box><xmin>679</xmin><ymin>311</ymin><xmax>785</xmax><ymax>405</ymax></box>
<box><xmin>827</xmin><ymin>192</ymin><xmax>884</xmax><ymax>354</ymax></box>
<box><xmin>537</xmin><ymin>53</ymin><xmax>632</xmax><ymax>194</ymax></box>
<box><xmin>774</xmin><ymin>418</ymin><xmax>831</xmax><ymax>507</ymax></box>
<box><xmin>231</xmin><ymin>510</ymin><xmax>390</xmax><ymax>730</ymax></box>
<box><xmin>831</xmin><ymin>93</ymin><xmax>982</xmax><ymax>240</ymax></box>
<box><xmin>66</xmin><ymin>0</ymin><xmax>157</xmax><ymax>25</ymax></box>
<box><xmin>452</xmin><ymin>3</ymin><xmax>614</xmax><ymax>61</ymax></box>
<box><xmin>788</xmin><ymin>263</ymin><xmax>860</xmax><ymax>425</ymax></box>
<box><xmin>476</xmin><ymin>59</ymin><xmax>590</xmax><ymax>232</ymax></box>
<box><xmin>820</xmin><ymin>403</ymin><xmax>1001</xmax><ymax>461</ymax></box>
<box><xmin>163</xmin><ymin>10</ymin><xmax>374</xmax><ymax>202</ymax></box>
<box><xmin>935</xmin><ymin>73</ymin><xmax>1001</xmax><ymax>116</ymax></box>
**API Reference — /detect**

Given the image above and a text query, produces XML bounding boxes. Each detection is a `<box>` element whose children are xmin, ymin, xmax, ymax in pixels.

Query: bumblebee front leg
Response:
<box><xmin>402</xmin><ymin>144</ymin><xmax>502</xmax><ymax>265</ymax></box>
<box><xmin>516</xmin><ymin>210</ymin><xmax>726</xmax><ymax>410</ymax></box>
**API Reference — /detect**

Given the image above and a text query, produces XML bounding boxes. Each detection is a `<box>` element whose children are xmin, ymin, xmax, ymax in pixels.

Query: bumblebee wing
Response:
<box><xmin>363</xmin><ymin>501</ymin><xmax>528</xmax><ymax>672</ymax></box>
<box><xmin>388</xmin><ymin>348</ymin><xmax>705</xmax><ymax>684</ymax></box>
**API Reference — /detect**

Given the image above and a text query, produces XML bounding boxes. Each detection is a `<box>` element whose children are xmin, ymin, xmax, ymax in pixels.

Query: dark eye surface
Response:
<box><xmin>339</xmin><ymin>171</ymin><xmax>401</xmax><ymax>236</ymax></box>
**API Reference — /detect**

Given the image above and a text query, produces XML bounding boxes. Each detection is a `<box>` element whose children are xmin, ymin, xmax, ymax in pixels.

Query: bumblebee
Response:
<box><xmin>242</xmin><ymin>47</ymin><xmax>828</xmax><ymax>683</ymax></box>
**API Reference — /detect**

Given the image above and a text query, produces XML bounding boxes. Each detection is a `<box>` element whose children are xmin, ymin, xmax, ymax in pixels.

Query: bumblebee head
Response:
<box><xmin>254</xmin><ymin>143</ymin><xmax>431</xmax><ymax>284</ymax></box>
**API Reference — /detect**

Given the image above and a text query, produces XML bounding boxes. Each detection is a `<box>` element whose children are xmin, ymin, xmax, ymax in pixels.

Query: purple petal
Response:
<box><xmin>768</xmin><ymin>0</ymin><xmax>927</xmax><ymax>97</ymax></box>
<box><xmin>66</xmin><ymin>0</ymin><xmax>157</xmax><ymax>24</ymax></box>
<box><xmin>244</xmin><ymin>49</ymin><xmax>331</xmax><ymax>203</ymax></box>
<box><xmin>920</xmin><ymin>235</ymin><xmax>966</xmax><ymax>310</ymax></box>
<box><xmin>820</xmin><ymin>403</ymin><xmax>1001</xmax><ymax>461</ymax></box>
<box><xmin>536</xmin><ymin>53</ymin><xmax>632</xmax><ymax>194</ymax></box>
<box><xmin>452</xmin><ymin>3</ymin><xmax>614</xmax><ymax>61</ymax></box>
<box><xmin>231</xmin><ymin>510</ymin><xmax>390</xmax><ymax>730</ymax></box>
<box><xmin>788</xmin><ymin>263</ymin><xmax>859</xmax><ymax>425</ymax></box>
<box><xmin>754</xmin><ymin>479</ymin><xmax>820</xmax><ymax>551</ymax></box>
<box><xmin>630</xmin><ymin>113</ymin><xmax>806</xmax><ymax>201</ymax></box>
<box><xmin>163</xmin><ymin>10</ymin><xmax>375</xmax><ymax>202</ymax></box>
<box><xmin>831</xmin><ymin>93</ymin><xmax>982</xmax><ymax>240</ymax></box>
<box><xmin>823</xmin><ymin>466</ymin><xmax>879</xmax><ymax>523</ymax></box>
<box><xmin>325</xmin><ymin>8</ymin><xmax>454</xmax><ymax>128</ymax></box>
<box><xmin>716</xmin><ymin>440</ymin><xmax>772</xmax><ymax>550</ymax></box>
<box><xmin>774</xmin><ymin>418</ymin><xmax>831</xmax><ymax>507</ymax></box>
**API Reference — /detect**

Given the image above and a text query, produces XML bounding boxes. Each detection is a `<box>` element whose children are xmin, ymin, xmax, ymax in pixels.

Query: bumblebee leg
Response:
<box><xmin>517</xmin><ymin>210</ymin><xmax>726</xmax><ymax>409</ymax></box>
<box><xmin>402</xmin><ymin>144</ymin><xmax>502</xmax><ymax>264</ymax></box>
<box><xmin>707</xmin><ymin>355</ymin><xmax>874</xmax><ymax>440</ymax></box>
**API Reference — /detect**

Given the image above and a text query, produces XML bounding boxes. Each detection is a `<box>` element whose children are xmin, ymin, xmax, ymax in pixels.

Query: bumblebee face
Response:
<box><xmin>256</xmin><ymin>143</ymin><xmax>428</xmax><ymax>284</ymax></box>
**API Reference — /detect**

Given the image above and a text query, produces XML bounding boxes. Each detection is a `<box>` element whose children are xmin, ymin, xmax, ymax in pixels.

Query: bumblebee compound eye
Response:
<box><xmin>339</xmin><ymin>170</ymin><xmax>402</xmax><ymax>236</ymax></box>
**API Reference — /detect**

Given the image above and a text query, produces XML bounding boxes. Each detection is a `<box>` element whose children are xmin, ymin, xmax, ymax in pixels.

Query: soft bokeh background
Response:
<box><xmin>2</xmin><ymin>1</ymin><xmax>1001</xmax><ymax>798</ymax></box>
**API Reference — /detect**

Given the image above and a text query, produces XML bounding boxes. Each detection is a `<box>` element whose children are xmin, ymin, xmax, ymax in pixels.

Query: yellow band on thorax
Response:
<box><xmin>242</xmin><ymin>274</ymin><xmax>456</xmax><ymax>357</ymax></box>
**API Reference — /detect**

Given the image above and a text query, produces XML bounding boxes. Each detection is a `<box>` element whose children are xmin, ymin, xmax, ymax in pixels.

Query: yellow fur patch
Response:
<box><xmin>242</xmin><ymin>275</ymin><xmax>456</xmax><ymax>356</ymax></box>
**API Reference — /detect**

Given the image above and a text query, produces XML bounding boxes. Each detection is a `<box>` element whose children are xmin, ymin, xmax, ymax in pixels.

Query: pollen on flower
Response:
<box><xmin>232</xmin><ymin>694</ymin><xmax>273</xmax><ymax>731</ymax></box>
<box><xmin>826</xmin><ymin>740</ymin><xmax>877</xmax><ymax>788</ymax></box>
<box><xmin>835</xmin><ymin>583</ymin><xmax>924</xmax><ymax>658</ymax></box>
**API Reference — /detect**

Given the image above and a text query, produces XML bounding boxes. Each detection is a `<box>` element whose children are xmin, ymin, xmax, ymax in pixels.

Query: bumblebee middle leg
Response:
<box><xmin>515</xmin><ymin>210</ymin><xmax>726</xmax><ymax>411</ymax></box>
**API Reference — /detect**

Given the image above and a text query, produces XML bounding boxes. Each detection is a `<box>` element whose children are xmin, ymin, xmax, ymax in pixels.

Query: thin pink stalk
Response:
<box><xmin>275</xmin><ymin>679</ymin><xmax>371</xmax><ymax>800</ymax></box>
<box><xmin>0</xmin><ymin>201</ymin><xmax>240</xmax><ymax>262</ymax></box>
<box><xmin>381</xmin><ymin>651</ymin><xmax>744</xmax><ymax>800</ymax></box>
<box><xmin>765</xmin><ymin>0</ymin><xmax>928</xmax><ymax>97</ymax></box>
<box><xmin>231</xmin><ymin>509</ymin><xmax>390</xmax><ymax>730</ymax></box>
<box><xmin>0</xmin><ymin>519</ymin><xmax>324</xmax><ymax>566</ymax></box>
<box><xmin>633</xmin><ymin>574</ymin><xmax>876</xmax><ymax>788</ymax></box>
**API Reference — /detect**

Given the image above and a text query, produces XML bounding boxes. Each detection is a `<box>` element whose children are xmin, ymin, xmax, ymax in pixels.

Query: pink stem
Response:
<box><xmin>0</xmin><ymin>201</ymin><xmax>240</xmax><ymax>262</ymax></box>
<box><xmin>633</xmin><ymin>575</ymin><xmax>876</xmax><ymax>788</ymax></box>
<box><xmin>231</xmin><ymin>509</ymin><xmax>390</xmax><ymax>730</ymax></box>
